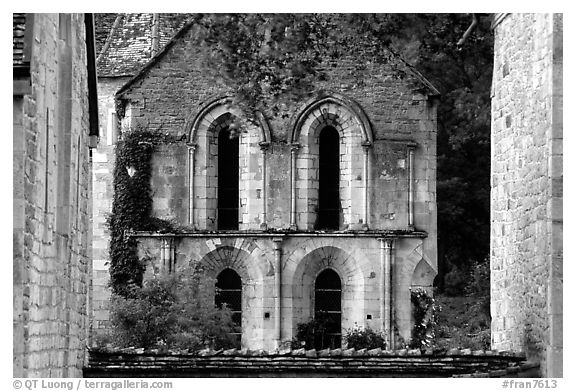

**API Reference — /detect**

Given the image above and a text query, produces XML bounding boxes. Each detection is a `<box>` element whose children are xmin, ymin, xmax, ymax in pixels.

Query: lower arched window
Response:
<box><xmin>215</xmin><ymin>268</ymin><xmax>242</xmax><ymax>346</ymax></box>
<box><xmin>314</xmin><ymin>269</ymin><xmax>342</xmax><ymax>349</ymax></box>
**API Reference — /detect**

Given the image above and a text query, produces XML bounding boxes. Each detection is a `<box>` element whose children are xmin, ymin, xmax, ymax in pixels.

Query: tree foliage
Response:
<box><xmin>384</xmin><ymin>14</ymin><xmax>493</xmax><ymax>289</ymax></box>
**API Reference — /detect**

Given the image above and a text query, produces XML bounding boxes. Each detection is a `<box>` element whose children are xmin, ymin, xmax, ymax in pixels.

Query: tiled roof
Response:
<box><xmin>85</xmin><ymin>347</ymin><xmax>539</xmax><ymax>377</ymax></box>
<box><xmin>95</xmin><ymin>13</ymin><xmax>191</xmax><ymax>77</ymax></box>
<box><xmin>13</xmin><ymin>13</ymin><xmax>27</xmax><ymax>66</ymax></box>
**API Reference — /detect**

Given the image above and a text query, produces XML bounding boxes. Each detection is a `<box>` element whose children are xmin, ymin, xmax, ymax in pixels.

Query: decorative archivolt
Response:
<box><xmin>185</xmin><ymin>96</ymin><xmax>271</xmax><ymax>146</ymax></box>
<box><xmin>288</xmin><ymin>93</ymin><xmax>373</xmax><ymax>146</ymax></box>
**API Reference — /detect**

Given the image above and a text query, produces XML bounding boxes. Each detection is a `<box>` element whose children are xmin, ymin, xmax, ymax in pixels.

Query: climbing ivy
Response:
<box><xmin>107</xmin><ymin>128</ymin><xmax>175</xmax><ymax>297</ymax></box>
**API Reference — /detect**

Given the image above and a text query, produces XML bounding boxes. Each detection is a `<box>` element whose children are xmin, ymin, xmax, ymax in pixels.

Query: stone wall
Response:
<box><xmin>490</xmin><ymin>13</ymin><xmax>563</xmax><ymax>377</ymax></box>
<box><xmin>13</xmin><ymin>14</ymin><xmax>94</xmax><ymax>377</ymax></box>
<box><xmin>85</xmin><ymin>348</ymin><xmax>539</xmax><ymax>378</ymax></box>
<box><xmin>91</xmin><ymin>77</ymin><xmax>129</xmax><ymax>338</ymax></box>
<box><xmin>136</xmin><ymin>233</ymin><xmax>431</xmax><ymax>350</ymax></box>
<box><xmin>117</xmin><ymin>24</ymin><xmax>438</xmax><ymax>249</ymax></box>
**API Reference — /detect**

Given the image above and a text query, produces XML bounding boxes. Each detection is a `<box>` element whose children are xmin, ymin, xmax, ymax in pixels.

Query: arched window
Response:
<box><xmin>217</xmin><ymin>129</ymin><xmax>239</xmax><ymax>230</ymax></box>
<box><xmin>215</xmin><ymin>268</ymin><xmax>242</xmax><ymax>345</ymax></box>
<box><xmin>315</xmin><ymin>126</ymin><xmax>341</xmax><ymax>230</ymax></box>
<box><xmin>314</xmin><ymin>269</ymin><xmax>342</xmax><ymax>349</ymax></box>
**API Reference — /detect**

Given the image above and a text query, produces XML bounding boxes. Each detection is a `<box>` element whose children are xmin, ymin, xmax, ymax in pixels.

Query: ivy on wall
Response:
<box><xmin>107</xmin><ymin>128</ymin><xmax>175</xmax><ymax>297</ymax></box>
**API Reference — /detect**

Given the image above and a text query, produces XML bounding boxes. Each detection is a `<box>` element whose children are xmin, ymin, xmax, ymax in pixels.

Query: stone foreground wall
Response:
<box><xmin>13</xmin><ymin>14</ymin><xmax>93</xmax><ymax>377</ymax></box>
<box><xmin>490</xmin><ymin>13</ymin><xmax>562</xmax><ymax>377</ymax></box>
<box><xmin>84</xmin><ymin>348</ymin><xmax>538</xmax><ymax>378</ymax></box>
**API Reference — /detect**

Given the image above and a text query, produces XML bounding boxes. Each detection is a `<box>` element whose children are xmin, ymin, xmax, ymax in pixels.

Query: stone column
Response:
<box><xmin>187</xmin><ymin>145</ymin><xmax>196</xmax><ymax>228</ymax></box>
<box><xmin>362</xmin><ymin>143</ymin><xmax>371</xmax><ymax>229</ymax></box>
<box><xmin>160</xmin><ymin>238</ymin><xmax>168</xmax><ymax>273</ymax></box>
<box><xmin>289</xmin><ymin>144</ymin><xmax>300</xmax><ymax>230</ymax></box>
<box><xmin>160</xmin><ymin>237</ymin><xmax>175</xmax><ymax>273</ymax></box>
<box><xmin>273</xmin><ymin>238</ymin><xmax>283</xmax><ymax>345</ymax></box>
<box><xmin>408</xmin><ymin>146</ymin><xmax>415</xmax><ymax>229</ymax></box>
<box><xmin>259</xmin><ymin>142</ymin><xmax>270</xmax><ymax>230</ymax></box>
<box><xmin>379</xmin><ymin>238</ymin><xmax>395</xmax><ymax>349</ymax></box>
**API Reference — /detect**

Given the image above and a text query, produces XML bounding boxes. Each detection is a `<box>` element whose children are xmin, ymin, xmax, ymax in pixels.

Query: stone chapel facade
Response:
<box><xmin>108</xmin><ymin>18</ymin><xmax>439</xmax><ymax>351</ymax></box>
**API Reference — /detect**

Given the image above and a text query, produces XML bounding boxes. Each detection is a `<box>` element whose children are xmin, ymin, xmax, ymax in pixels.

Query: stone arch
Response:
<box><xmin>288</xmin><ymin>93</ymin><xmax>374</xmax><ymax>230</ymax></box>
<box><xmin>411</xmin><ymin>258</ymin><xmax>436</xmax><ymax>291</ymax></box>
<box><xmin>393</xmin><ymin>242</ymin><xmax>438</xmax><ymax>341</ymax></box>
<box><xmin>186</xmin><ymin>96</ymin><xmax>271</xmax><ymax>146</ymax></box>
<box><xmin>195</xmin><ymin>245</ymin><xmax>266</xmax><ymax>349</ymax></box>
<box><xmin>290</xmin><ymin>245</ymin><xmax>366</xmax><ymax>342</ymax></box>
<box><xmin>288</xmin><ymin>93</ymin><xmax>373</xmax><ymax>145</ymax></box>
<box><xmin>184</xmin><ymin>96</ymin><xmax>272</xmax><ymax>230</ymax></box>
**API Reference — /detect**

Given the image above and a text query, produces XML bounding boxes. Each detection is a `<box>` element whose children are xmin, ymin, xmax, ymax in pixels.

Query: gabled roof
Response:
<box><xmin>116</xmin><ymin>18</ymin><xmax>197</xmax><ymax>97</ymax></box>
<box><xmin>96</xmin><ymin>13</ymin><xmax>191</xmax><ymax>77</ymax></box>
<box><xmin>116</xmin><ymin>17</ymin><xmax>440</xmax><ymax>99</ymax></box>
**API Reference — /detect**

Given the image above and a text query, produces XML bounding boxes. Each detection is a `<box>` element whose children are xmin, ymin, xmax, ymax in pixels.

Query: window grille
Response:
<box><xmin>314</xmin><ymin>268</ymin><xmax>342</xmax><ymax>349</ymax></box>
<box><xmin>215</xmin><ymin>268</ymin><xmax>242</xmax><ymax>347</ymax></box>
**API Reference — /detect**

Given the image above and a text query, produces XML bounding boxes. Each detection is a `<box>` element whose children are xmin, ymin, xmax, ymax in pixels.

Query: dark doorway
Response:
<box><xmin>315</xmin><ymin>126</ymin><xmax>340</xmax><ymax>230</ymax></box>
<box><xmin>314</xmin><ymin>268</ymin><xmax>342</xmax><ymax>349</ymax></box>
<box><xmin>217</xmin><ymin>129</ymin><xmax>239</xmax><ymax>230</ymax></box>
<box><xmin>215</xmin><ymin>268</ymin><xmax>242</xmax><ymax>346</ymax></box>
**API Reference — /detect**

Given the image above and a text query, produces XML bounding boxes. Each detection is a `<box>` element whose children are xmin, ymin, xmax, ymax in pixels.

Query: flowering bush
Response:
<box><xmin>410</xmin><ymin>288</ymin><xmax>439</xmax><ymax>349</ymax></box>
<box><xmin>344</xmin><ymin>325</ymin><xmax>387</xmax><ymax>350</ymax></box>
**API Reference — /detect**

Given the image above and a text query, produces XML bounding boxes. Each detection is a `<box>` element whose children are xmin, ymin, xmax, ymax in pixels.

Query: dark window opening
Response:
<box><xmin>315</xmin><ymin>126</ymin><xmax>340</xmax><ymax>230</ymax></box>
<box><xmin>215</xmin><ymin>268</ymin><xmax>242</xmax><ymax>347</ymax></box>
<box><xmin>314</xmin><ymin>268</ymin><xmax>342</xmax><ymax>349</ymax></box>
<box><xmin>217</xmin><ymin>129</ymin><xmax>239</xmax><ymax>230</ymax></box>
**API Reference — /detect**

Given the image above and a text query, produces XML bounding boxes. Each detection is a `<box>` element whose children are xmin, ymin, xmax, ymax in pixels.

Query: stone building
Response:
<box><xmin>13</xmin><ymin>13</ymin><xmax>99</xmax><ymax>377</ymax></box>
<box><xmin>91</xmin><ymin>13</ymin><xmax>189</xmax><ymax>337</ymax></box>
<box><xmin>111</xmin><ymin>18</ymin><xmax>439</xmax><ymax>351</ymax></box>
<box><xmin>490</xmin><ymin>13</ymin><xmax>563</xmax><ymax>377</ymax></box>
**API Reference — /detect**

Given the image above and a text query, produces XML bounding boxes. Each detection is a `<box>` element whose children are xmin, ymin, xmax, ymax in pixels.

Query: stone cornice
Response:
<box><xmin>128</xmin><ymin>229</ymin><xmax>428</xmax><ymax>239</ymax></box>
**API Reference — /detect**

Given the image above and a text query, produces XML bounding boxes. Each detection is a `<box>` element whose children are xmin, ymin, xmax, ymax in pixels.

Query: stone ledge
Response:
<box><xmin>128</xmin><ymin>229</ymin><xmax>428</xmax><ymax>239</ymax></box>
<box><xmin>85</xmin><ymin>347</ymin><xmax>537</xmax><ymax>378</ymax></box>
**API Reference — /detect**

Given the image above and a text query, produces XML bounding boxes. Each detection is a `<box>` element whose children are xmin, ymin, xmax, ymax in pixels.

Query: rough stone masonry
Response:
<box><xmin>13</xmin><ymin>13</ymin><xmax>98</xmax><ymax>377</ymax></box>
<box><xmin>490</xmin><ymin>13</ymin><xmax>563</xmax><ymax>378</ymax></box>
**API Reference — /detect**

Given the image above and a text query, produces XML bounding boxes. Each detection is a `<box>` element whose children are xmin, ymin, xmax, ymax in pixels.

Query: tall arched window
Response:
<box><xmin>315</xmin><ymin>126</ymin><xmax>340</xmax><ymax>230</ymax></box>
<box><xmin>217</xmin><ymin>129</ymin><xmax>239</xmax><ymax>230</ymax></box>
<box><xmin>314</xmin><ymin>268</ymin><xmax>342</xmax><ymax>349</ymax></box>
<box><xmin>215</xmin><ymin>268</ymin><xmax>242</xmax><ymax>346</ymax></box>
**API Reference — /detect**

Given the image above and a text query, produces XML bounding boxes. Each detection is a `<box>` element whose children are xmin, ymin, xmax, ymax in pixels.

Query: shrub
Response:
<box><xmin>465</xmin><ymin>259</ymin><xmax>491</xmax><ymax>326</ymax></box>
<box><xmin>108</xmin><ymin>272</ymin><xmax>238</xmax><ymax>351</ymax></box>
<box><xmin>344</xmin><ymin>326</ymin><xmax>387</xmax><ymax>350</ymax></box>
<box><xmin>292</xmin><ymin>313</ymin><xmax>340</xmax><ymax>350</ymax></box>
<box><xmin>443</xmin><ymin>264</ymin><xmax>467</xmax><ymax>296</ymax></box>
